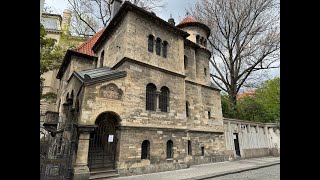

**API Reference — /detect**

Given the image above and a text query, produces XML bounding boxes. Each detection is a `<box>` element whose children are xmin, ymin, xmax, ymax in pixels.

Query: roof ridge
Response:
<box><xmin>73</xmin><ymin>27</ymin><xmax>107</xmax><ymax>56</ymax></box>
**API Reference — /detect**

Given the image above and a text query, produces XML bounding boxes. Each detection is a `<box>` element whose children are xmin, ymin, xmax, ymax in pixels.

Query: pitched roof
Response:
<box><xmin>73</xmin><ymin>27</ymin><xmax>106</xmax><ymax>56</ymax></box>
<box><xmin>176</xmin><ymin>16</ymin><xmax>211</xmax><ymax>36</ymax></box>
<box><xmin>177</xmin><ymin>17</ymin><xmax>197</xmax><ymax>26</ymax></box>
<box><xmin>72</xmin><ymin>67</ymin><xmax>127</xmax><ymax>86</ymax></box>
<box><xmin>237</xmin><ymin>90</ymin><xmax>255</xmax><ymax>100</ymax></box>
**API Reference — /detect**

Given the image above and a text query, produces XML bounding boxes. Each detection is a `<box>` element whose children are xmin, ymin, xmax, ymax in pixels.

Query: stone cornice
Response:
<box><xmin>112</xmin><ymin>57</ymin><xmax>187</xmax><ymax>78</ymax></box>
<box><xmin>119</xmin><ymin>125</ymin><xmax>224</xmax><ymax>134</ymax></box>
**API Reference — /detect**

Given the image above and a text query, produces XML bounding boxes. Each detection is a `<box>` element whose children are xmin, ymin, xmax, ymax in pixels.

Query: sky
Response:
<box><xmin>43</xmin><ymin>0</ymin><xmax>279</xmax><ymax>78</ymax></box>
<box><xmin>44</xmin><ymin>0</ymin><xmax>197</xmax><ymax>23</ymax></box>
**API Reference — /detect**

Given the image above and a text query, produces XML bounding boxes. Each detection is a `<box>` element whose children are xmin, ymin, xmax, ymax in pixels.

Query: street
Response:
<box><xmin>207</xmin><ymin>164</ymin><xmax>280</xmax><ymax>180</ymax></box>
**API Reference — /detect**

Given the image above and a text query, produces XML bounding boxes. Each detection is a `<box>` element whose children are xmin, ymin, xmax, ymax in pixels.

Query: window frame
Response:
<box><xmin>141</xmin><ymin>140</ymin><xmax>150</xmax><ymax>160</ymax></box>
<box><xmin>156</xmin><ymin>38</ymin><xmax>161</xmax><ymax>56</ymax></box>
<box><xmin>148</xmin><ymin>34</ymin><xmax>154</xmax><ymax>53</ymax></box>
<box><xmin>167</xmin><ymin>140</ymin><xmax>173</xmax><ymax>159</ymax></box>
<box><xmin>146</xmin><ymin>83</ymin><xmax>157</xmax><ymax>111</ymax></box>
<box><xmin>159</xmin><ymin>86</ymin><xmax>169</xmax><ymax>112</ymax></box>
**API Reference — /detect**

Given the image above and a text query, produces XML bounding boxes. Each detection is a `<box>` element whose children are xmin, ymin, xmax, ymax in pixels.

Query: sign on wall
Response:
<box><xmin>108</xmin><ymin>135</ymin><xmax>114</xmax><ymax>142</ymax></box>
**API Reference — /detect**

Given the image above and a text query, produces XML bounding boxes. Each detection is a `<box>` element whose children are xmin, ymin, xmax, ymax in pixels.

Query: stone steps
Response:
<box><xmin>89</xmin><ymin>168</ymin><xmax>119</xmax><ymax>180</ymax></box>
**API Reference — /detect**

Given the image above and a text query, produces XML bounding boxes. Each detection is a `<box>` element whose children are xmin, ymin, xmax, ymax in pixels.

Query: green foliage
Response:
<box><xmin>41</xmin><ymin>92</ymin><xmax>57</xmax><ymax>102</ymax></box>
<box><xmin>40</xmin><ymin>23</ymin><xmax>66</xmax><ymax>75</ymax></box>
<box><xmin>221</xmin><ymin>94</ymin><xmax>237</xmax><ymax>118</ymax></box>
<box><xmin>221</xmin><ymin>77</ymin><xmax>280</xmax><ymax>123</ymax></box>
<box><xmin>255</xmin><ymin>77</ymin><xmax>280</xmax><ymax>122</ymax></box>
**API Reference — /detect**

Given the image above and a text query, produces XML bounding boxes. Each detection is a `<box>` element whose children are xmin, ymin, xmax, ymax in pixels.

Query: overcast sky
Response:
<box><xmin>43</xmin><ymin>0</ymin><xmax>279</xmax><ymax>78</ymax></box>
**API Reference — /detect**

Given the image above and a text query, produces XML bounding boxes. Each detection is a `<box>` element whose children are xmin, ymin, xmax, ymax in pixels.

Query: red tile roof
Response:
<box><xmin>73</xmin><ymin>27</ymin><xmax>106</xmax><ymax>56</ymax></box>
<box><xmin>237</xmin><ymin>91</ymin><xmax>255</xmax><ymax>100</ymax></box>
<box><xmin>177</xmin><ymin>17</ymin><xmax>197</xmax><ymax>26</ymax></box>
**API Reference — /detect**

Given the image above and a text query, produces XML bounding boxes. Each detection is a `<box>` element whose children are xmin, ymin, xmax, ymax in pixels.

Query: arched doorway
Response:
<box><xmin>88</xmin><ymin>112</ymin><xmax>120</xmax><ymax>170</ymax></box>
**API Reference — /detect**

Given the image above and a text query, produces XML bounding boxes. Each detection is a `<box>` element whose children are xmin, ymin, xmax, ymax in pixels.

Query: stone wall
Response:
<box><xmin>116</xmin><ymin>127</ymin><xmax>225</xmax><ymax>176</ymax></box>
<box><xmin>123</xmin><ymin>11</ymin><xmax>185</xmax><ymax>75</ymax></box>
<box><xmin>185</xmin><ymin>82</ymin><xmax>223</xmax><ymax>132</ymax></box>
<box><xmin>57</xmin><ymin>55</ymin><xmax>96</xmax><ymax>113</ymax></box>
<box><xmin>224</xmin><ymin>118</ymin><xmax>280</xmax><ymax>159</ymax></box>
<box><xmin>195</xmin><ymin>49</ymin><xmax>211</xmax><ymax>85</ymax></box>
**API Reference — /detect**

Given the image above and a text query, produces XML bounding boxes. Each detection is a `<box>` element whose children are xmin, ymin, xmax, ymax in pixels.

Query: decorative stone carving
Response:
<box><xmin>99</xmin><ymin>83</ymin><xmax>123</xmax><ymax>100</ymax></box>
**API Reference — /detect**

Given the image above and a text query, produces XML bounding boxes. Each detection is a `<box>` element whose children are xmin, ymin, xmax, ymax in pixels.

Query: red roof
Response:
<box><xmin>237</xmin><ymin>91</ymin><xmax>255</xmax><ymax>100</ymax></box>
<box><xmin>177</xmin><ymin>17</ymin><xmax>197</xmax><ymax>26</ymax></box>
<box><xmin>73</xmin><ymin>27</ymin><xmax>106</xmax><ymax>56</ymax></box>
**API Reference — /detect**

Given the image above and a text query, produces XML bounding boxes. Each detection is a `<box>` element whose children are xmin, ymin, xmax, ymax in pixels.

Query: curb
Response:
<box><xmin>182</xmin><ymin>161</ymin><xmax>280</xmax><ymax>180</ymax></box>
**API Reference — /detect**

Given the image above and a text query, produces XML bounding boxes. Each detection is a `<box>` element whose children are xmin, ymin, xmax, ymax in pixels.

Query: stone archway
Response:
<box><xmin>88</xmin><ymin>111</ymin><xmax>121</xmax><ymax>170</ymax></box>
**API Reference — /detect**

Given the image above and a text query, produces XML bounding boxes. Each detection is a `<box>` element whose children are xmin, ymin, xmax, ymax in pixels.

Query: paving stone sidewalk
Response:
<box><xmin>112</xmin><ymin>156</ymin><xmax>280</xmax><ymax>180</ymax></box>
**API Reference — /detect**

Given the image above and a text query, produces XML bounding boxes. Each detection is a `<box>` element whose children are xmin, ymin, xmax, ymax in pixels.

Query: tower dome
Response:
<box><xmin>177</xmin><ymin>17</ymin><xmax>211</xmax><ymax>47</ymax></box>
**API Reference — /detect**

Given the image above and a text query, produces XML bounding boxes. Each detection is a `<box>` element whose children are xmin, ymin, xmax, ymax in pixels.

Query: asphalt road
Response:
<box><xmin>206</xmin><ymin>164</ymin><xmax>280</xmax><ymax>180</ymax></box>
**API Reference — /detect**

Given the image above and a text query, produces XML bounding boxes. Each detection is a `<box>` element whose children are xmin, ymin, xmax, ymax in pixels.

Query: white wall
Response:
<box><xmin>224</xmin><ymin>118</ymin><xmax>280</xmax><ymax>158</ymax></box>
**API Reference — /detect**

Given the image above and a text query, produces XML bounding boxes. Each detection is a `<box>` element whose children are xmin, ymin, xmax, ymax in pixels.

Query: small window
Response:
<box><xmin>208</xmin><ymin>111</ymin><xmax>211</xmax><ymax>119</ymax></box>
<box><xmin>100</xmin><ymin>50</ymin><xmax>104</xmax><ymax>67</ymax></box>
<box><xmin>156</xmin><ymin>38</ymin><xmax>161</xmax><ymax>55</ymax></box>
<box><xmin>163</xmin><ymin>41</ymin><xmax>168</xmax><ymax>58</ymax></box>
<box><xmin>141</xmin><ymin>140</ymin><xmax>150</xmax><ymax>160</ymax></box>
<box><xmin>75</xmin><ymin>99</ymin><xmax>80</xmax><ymax>112</ymax></box>
<box><xmin>167</xmin><ymin>140</ymin><xmax>173</xmax><ymax>159</ymax></box>
<box><xmin>204</xmin><ymin>68</ymin><xmax>207</xmax><ymax>76</ymax></box>
<box><xmin>70</xmin><ymin>90</ymin><xmax>74</xmax><ymax>99</ymax></box>
<box><xmin>184</xmin><ymin>56</ymin><xmax>188</xmax><ymax>69</ymax></box>
<box><xmin>146</xmin><ymin>83</ymin><xmax>157</xmax><ymax>111</ymax></box>
<box><xmin>201</xmin><ymin>146</ymin><xmax>204</xmax><ymax>156</ymax></box>
<box><xmin>196</xmin><ymin>35</ymin><xmax>200</xmax><ymax>44</ymax></box>
<box><xmin>188</xmin><ymin>140</ymin><xmax>192</xmax><ymax>155</ymax></box>
<box><xmin>186</xmin><ymin>101</ymin><xmax>189</xmax><ymax>117</ymax></box>
<box><xmin>159</xmin><ymin>86</ymin><xmax>169</xmax><ymax>112</ymax></box>
<box><xmin>200</xmin><ymin>37</ymin><xmax>204</xmax><ymax>46</ymax></box>
<box><xmin>148</xmin><ymin>35</ymin><xmax>154</xmax><ymax>52</ymax></box>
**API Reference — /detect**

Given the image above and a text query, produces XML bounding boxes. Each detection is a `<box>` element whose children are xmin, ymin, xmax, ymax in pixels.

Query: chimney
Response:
<box><xmin>62</xmin><ymin>9</ymin><xmax>72</xmax><ymax>34</ymax></box>
<box><xmin>111</xmin><ymin>0</ymin><xmax>123</xmax><ymax>20</ymax></box>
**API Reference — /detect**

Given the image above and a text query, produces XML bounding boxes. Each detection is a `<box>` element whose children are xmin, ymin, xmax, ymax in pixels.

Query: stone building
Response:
<box><xmin>55</xmin><ymin>1</ymin><xmax>226</xmax><ymax>179</ymax></box>
<box><xmin>40</xmin><ymin>10</ymin><xmax>85</xmax><ymax>114</ymax></box>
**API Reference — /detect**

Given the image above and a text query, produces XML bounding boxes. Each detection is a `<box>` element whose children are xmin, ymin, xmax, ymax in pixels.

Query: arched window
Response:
<box><xmin>70</xmin><ymin>90</ymin><xmax>74</xmax><ymax>99</ymax></box>
<box><xmin>148</xmin><ymin>35</ymin><xmax>154</xmax><ymax>52</ymax></box>
<box><xmin>159</xmin><ymin>86</ymin><xmax>169</xmax><ymax>112</ymax></box>
<box><xmin>188</xmin><ymin>140</ymin><xmax>192</xmax><ymax>155</ymax></box>
<box><xmin>75</xmin><ymin>98</ymin><xmax>80</xmax><ymax>112</ymax></box>
<box><xmin>156</xmin><ymin>38</ymin><xmax>161</xmax><ymax>56</ymax></box>
<box><xmin>184</xmin><ymin>55</ymin><xmax>188</xmax><ymax>70</ymax></box>
<box><xmin>208</xmin><ymin>111</ymin><xmax>211</xmax><ymax>119</ymax></box>
<box><xmin>200</xmin><ymin>37</ymin><xmax>204</xmax><ymax>46</ymax></box>
<box><xmin>201</xmin><ymin>146</ymin><xmax>205</xmax><ymax>156</ymax></box>
<box><xmin>167</xmin><ymin>140</ymin><xmax>173</xmax><ymax>159</ymax></box>
<box><xmin>186</xmin><ymin>101</ymin><xmax>190</xmax><ymax>117</ymax></box>
<box><xmin>146</xmin><ymin>83</ymin><xmax>157</xmax><ymax>111</ymax></box>
<box><xmin>100</xmin><ymin>50</ymin><xmax>104</xmax><ymax>67</ymax></box>
<box><xmin>196</xmin><ymin>35</ymin><xmax>200</xmax><ymax>44</ymax></box>
<box><xmin>204</xmin><ymin>68</ymin><xmax>207</xmax><ymax>76</ymax></box>
<box><xmin>141</xmin><ymin>140</ymin><xmax>150</xmax><ymax>160</ymax></box>
<box><xmin>163</xmin><ymin>41</ymin><xmax>168</xmax><ymax>58</ymax></box>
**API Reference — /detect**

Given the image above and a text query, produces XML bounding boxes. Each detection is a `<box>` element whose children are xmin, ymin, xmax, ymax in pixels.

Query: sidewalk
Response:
<box><xmin>112</xmin><ymin>156</ymin><xmax>280</xmax><ymax>180</ymax></box>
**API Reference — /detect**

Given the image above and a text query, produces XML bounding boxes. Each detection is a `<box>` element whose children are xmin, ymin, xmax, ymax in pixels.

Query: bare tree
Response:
<box><xmin>189</xmin><ymin>0</ymin><xmax>280</xmax><ymax>105</ymax></box>
<box><xmin>68</xmin><ymin>0</ymin><xmax>166</xmax><ymax>36</ymax></box>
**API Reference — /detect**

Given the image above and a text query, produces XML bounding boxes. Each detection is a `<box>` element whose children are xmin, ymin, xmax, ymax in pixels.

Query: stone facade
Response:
<box><xmin>55</xmin><ymin>2</ymin><xmax>226</xmax><ymax>179</ymax></box>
